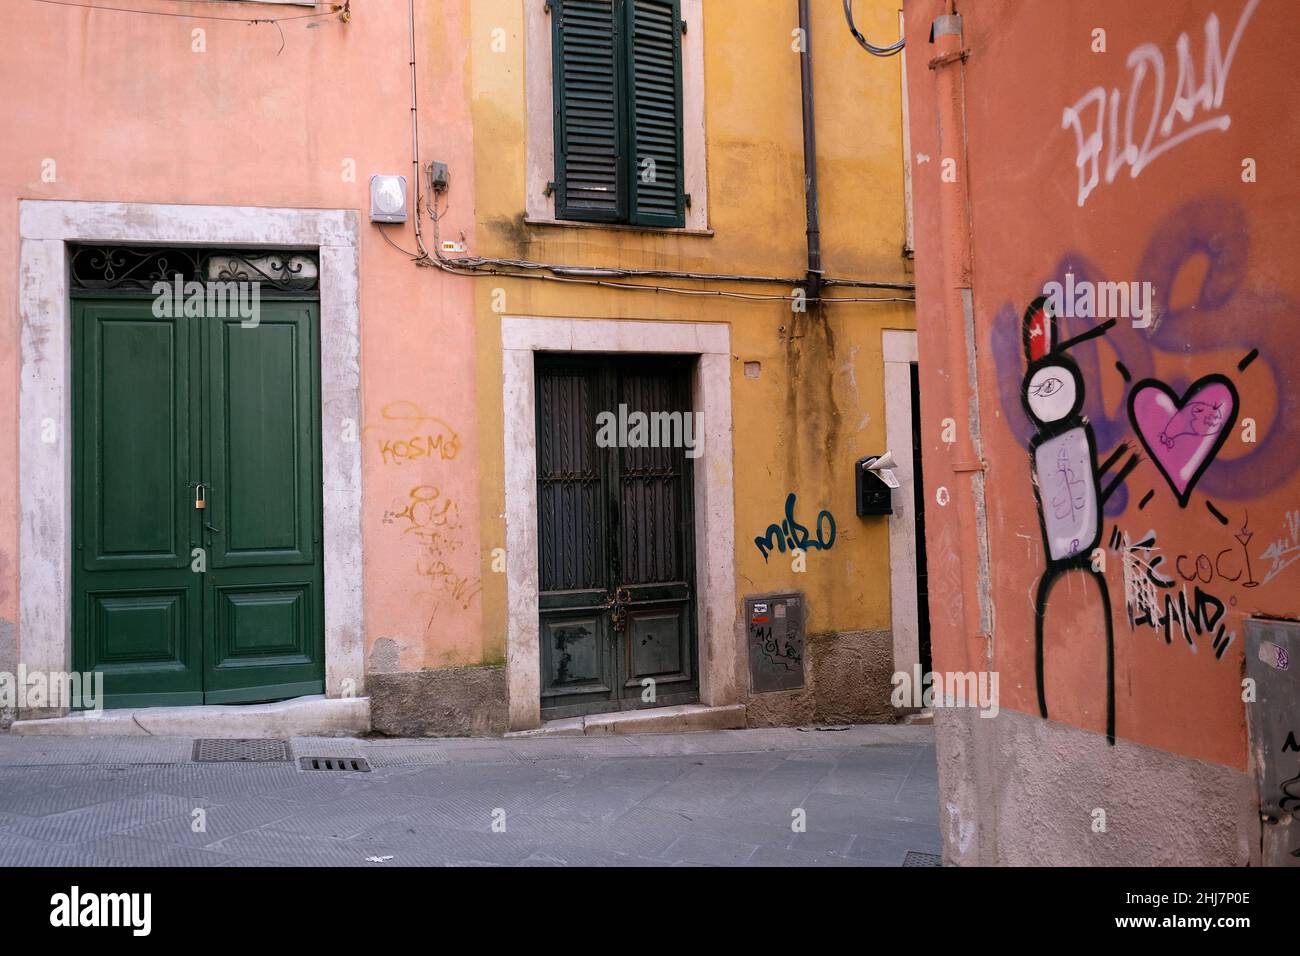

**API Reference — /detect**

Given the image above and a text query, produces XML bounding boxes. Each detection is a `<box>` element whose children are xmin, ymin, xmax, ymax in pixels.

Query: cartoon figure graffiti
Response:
<box><xmin>1020</xmin><ymin>296</ymin><xmax>1138</xmax><ymax>745</ymax></box>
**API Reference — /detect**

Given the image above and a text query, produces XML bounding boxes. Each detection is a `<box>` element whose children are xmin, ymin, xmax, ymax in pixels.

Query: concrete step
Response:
<box><xmin>508</xmin><ymin>703</ymin><xmax>747</xmax><ymax>738</ymax></box>
<box><xmin>8</xmin><ymin>694</ymin><xmax>370</xmax><ymax>738</ymax></box>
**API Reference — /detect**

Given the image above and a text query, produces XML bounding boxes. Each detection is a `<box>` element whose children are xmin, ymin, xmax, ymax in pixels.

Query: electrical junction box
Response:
<box><xmin>856</xmin><ymin>455</ymin><xmax>896</xmax><ymax>516</ymax></box>
<box><xmin>746</xmin><ymin>592</ymin><xmax>805</xmax><ymax>693</ymax></box>
<box><xmin>369</xmin><ymin>174</ymin><xmax>408</xmax><ymax>223</ymax></box>
<box><xmin>428</xmin><ymin>161</ymin><xmax>450</xmax><ymax>193</ymax></box>
<box><xmin>1245</xmin><ymin>618</ymin><xmax>1300</xmax><ymax>867</ymax></box>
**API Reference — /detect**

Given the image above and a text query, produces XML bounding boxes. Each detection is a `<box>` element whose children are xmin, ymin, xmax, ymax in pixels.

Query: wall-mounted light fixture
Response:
<box><xmin>370</xmin><ymin>175</ymin><xmax>408</xmax><ymax>223</ymax></box>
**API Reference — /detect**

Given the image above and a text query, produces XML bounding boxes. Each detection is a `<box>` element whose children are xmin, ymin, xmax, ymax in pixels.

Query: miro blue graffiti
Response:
<box><xmin>754</xmin><ymin>493</ymin><xmax>836</xmax><ymax>563</ymax></box>
<box><xmin>992</xmin><ymin>196</ymin><xmax>1299</xmax><ymax>515</ymax></box>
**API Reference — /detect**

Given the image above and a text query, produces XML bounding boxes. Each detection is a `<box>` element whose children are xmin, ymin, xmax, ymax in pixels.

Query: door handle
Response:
<box><xmin>204</xmin><ymin>522</ymin><xmax>221</xmax><ymax>535</ymax></box>
<box><xmin>608</xmin><ymin>585</ymin><xmax>632</xmax><ymax>634</ymax></box>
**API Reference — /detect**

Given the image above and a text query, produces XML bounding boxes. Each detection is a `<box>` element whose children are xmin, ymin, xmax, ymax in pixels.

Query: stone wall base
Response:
<box><xmin>369</xmin><ymin>665</ymin><xmax>509</xmax><ymax>737</ymax></box>
<box><xmin>934</xmin><ymin>706</ymin><xmax>1260</xmax><ymax>865</ymax></box>
<box><xmin>746</xmin><ymin>628</ymin><xmax>896</xmax><ymax>728</ymax></box>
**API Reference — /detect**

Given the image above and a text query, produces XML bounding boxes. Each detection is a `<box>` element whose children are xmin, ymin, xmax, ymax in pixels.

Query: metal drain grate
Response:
<box><xmin>902</xmin><ymin>851</ymin><xmax>942</xmax><ymax>867</ymax></box>
<box><xmin>193</xmin><ymin>738</ymin><xmax>291</xmax><ymax>763</ymax></box>
<box><xmin>298</xmin><ymin>756</ymin><xmax>371</xmax><ymax>773</ymax></box>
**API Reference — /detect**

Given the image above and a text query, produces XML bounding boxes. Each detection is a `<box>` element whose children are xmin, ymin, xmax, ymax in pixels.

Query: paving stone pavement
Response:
<box><xmin>0</xmin><ymin>725</ymin><xmax>940</xmax><ymax>867</ymax></box>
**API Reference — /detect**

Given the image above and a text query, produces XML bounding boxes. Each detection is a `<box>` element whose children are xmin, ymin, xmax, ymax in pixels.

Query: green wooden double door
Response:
<box><xmin>72</xmin><ymin>298</ymin><xmax>325</xmax><ymax>708</ymax></box>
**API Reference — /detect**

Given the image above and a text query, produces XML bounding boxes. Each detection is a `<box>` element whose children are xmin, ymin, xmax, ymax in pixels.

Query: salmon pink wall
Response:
<box><xmin>0</xmin><ymin>1</ymin><xmax>484</xmax><ymax>677</ymax></box>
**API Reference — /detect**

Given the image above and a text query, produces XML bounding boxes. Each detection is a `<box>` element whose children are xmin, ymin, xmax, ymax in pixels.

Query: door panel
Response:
<box><xmin>536</xmin><ymin>361</ymin><xmax>618</xmax><ymax>715</ymax></box>
<box><xmin>74</xmin><ymin>300</ymin><xmax>203</xmax><ymax>706</ymax></box>
<box><xmin>627</xmin><ymin>609</ymin><xmax>684</xmax><ymax>676</ymax></box>
<box><xmin>74</xmin><ymin>297</ymin><xmax>324</xmax><ymax>708</ymax></box>
<box><xmin>536</xmin><ymin>355</ymin><xmax>698</xmax><ymax>719</ymax></box>
<box><xmin>203</xmin><ymin>304</ymin><xmax>323</xmax><ymax>703</ymax></box>
<box><xmin>541</xmin><ymin>614</ymin><xmax>613</xmax><ymax>698</ymax></box>
<box><xmin>615</xmin><ymin>364</ymin><xmax>695</xmax><ymax>700</ymax></box>
<box><xmin>81</xmin><ymin>308</ymin><xmax>193</xmax><ymax>571</ymax></box>
<box><xmin>208</xmin><ymin>312</ymin><xmax>316</xmax><ymax>568</ymax></box>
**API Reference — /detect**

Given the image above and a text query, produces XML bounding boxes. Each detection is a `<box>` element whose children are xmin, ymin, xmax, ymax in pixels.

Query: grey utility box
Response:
<box><xmin>745</xmin><ymin>591</ymin><xmax>805</xmax><ymax>693</ymax></box>
<box><xmin>1245</xmin><ymin>618</ymin><xmax>1300</xmax><ymax>867</ymax></box>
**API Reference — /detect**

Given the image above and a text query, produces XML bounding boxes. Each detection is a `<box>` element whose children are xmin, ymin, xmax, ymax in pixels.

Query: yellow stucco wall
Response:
<box><xmin>463</xmin><ymin>0</ymin><xmax>915</xmax><ymax>665</ymax></box>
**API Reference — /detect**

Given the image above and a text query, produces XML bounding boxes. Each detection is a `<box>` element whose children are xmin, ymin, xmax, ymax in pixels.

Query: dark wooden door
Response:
<box><xmin>73</xmin><ymin>298</ymin><xmax>324</xmax><ymax>707</ymax></box>
<box><xmin>535</xmin><ymin>355</ymin><xmax>698</xmax><ymax>719</ymax></box>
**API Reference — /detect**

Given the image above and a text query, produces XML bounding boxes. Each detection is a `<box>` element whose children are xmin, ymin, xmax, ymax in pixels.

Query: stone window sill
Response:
<box><xmin>524</xmin><ymin>217</ymin><xmax>715</xmax><ymax>238</ymax></box>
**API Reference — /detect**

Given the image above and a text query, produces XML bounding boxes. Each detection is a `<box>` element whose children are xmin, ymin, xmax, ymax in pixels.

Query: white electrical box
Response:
<box><xmin>369</xmin><ymin>175</ymin><xmax>408</xmax><ymax>223</ymax></box>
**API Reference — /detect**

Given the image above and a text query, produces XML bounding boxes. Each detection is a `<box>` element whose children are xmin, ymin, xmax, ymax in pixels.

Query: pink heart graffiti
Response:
<box><xmin>1128</xmin><ymin>375</ymin><xmax>1238</xmax><ymax>507</ymax></box>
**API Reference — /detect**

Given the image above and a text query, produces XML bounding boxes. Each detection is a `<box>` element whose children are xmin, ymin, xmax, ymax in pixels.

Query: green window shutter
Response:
<box><xmin>624</xmin><ymin>0</ymin><xmax>684</xmax><ymax>227</ymax></box>
<box><xmin>552</xmin><ymin>0</ymin><xmax>626</xmax><ymax>222</ymax></box>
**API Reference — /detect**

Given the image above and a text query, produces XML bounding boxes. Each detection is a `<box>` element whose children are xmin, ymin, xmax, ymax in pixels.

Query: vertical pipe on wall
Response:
<box><xmin>408</xmin><ymin>0</ymin><xmax>429</xmax><ymax>257</ymax></box>
<box><xmin>798</xmin><ymin>0</ymin><xmax>823</xmax><ymax>299</ymax></box>
<box><xmin>929</xmin><ymin>7</ymin><xmax>992</xmax><ymax>666</ymax></box>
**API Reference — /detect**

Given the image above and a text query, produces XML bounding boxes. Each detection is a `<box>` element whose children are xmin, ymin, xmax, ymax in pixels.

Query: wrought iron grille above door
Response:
<box><xmin>68</xmin><ymin>244</ymin><xmax>320</xmax><ymax>296</ymax></box>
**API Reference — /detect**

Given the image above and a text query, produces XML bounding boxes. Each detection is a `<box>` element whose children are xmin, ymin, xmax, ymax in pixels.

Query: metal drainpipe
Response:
<box><xmin>929</xmin><ymin>6</ymin><xmax>991</xmax><ymax>666</ymax></box>
<box><xmin>798</xmin><ymin>0</ymin><xmax>823</xmax><ymax>301</ymax></box>
<box><xmin>408</xmin><ymin>0</ymin><xmax>428</xmax><ymax>258</ymax></box>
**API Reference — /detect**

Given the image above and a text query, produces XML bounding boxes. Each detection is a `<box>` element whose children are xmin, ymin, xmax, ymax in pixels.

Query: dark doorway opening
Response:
<box><xmin>910</xmin><ymin>361</ymin><xmax>932</xmax><ymax>676</ymax></box>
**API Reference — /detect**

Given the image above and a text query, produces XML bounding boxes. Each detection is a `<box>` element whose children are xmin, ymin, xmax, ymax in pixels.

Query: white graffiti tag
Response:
<box><xmin>1259</xmin><ymin>510</ymin><xmax>1300</xmax><ymax>587</ymax></box>
<box><xmin>1062</xmin><ymin>0</ymin><xmax>1258</xmax><ymax>207</ymax></box>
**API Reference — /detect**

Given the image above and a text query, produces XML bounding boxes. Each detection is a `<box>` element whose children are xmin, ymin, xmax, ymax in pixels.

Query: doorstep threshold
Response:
<box><xmin>508</xmin><ymin>702</ymin><xmax>746</xmax><ymax>738</ymax></box>
<box><xmin>7</xmin><ymin>694</ymin><xmax>370</xmax><ymax>738</ymax></box>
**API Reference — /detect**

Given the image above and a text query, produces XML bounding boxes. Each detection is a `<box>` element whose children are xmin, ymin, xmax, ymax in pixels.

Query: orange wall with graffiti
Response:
<box><xmin>905</xmin><ymin>0</ymin><xmax>1298</xmax><ymax>768</ymax></box>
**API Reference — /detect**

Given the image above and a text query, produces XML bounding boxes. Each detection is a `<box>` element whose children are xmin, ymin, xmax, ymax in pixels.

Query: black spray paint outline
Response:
<box><xmin>1126</xmin><ymin>373</ymin><xmax>1240</xmax><ymax>509</ymax></box>
<box><xmin>1280</xmin><ymin>759</ymin><xmax>1300</xmax><ymax>859</ymax></box>
<box><xmin>1021</xmin><ymin>295</ymin><xmax>1139</xmax><ymax>746</ymax></box>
